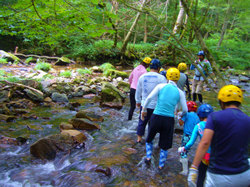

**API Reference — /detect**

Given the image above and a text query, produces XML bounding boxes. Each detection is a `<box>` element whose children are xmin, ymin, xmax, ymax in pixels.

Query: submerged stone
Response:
<box><xmin>69</xmin><ymin>118</ymin><xmax>100</xmax><ymax>130</ymax></box>
<box><xmin>51</xmin><ymin>92</ymin><xmax>69</xmax><ymax>103</ymax></box>
<box><xmin>75</xmin><ymin>109</ymin><xmax>104</xmax><ymax>122</ymax></box>
<box><xmin>30</xmin><ymin>134</ymin><xmax>76</xmax><ymax>160</ymax></box>
<box><xmin>61</xmin><ymin>130</ymin><xmax>87</xmax><ymax>143</ymax></box>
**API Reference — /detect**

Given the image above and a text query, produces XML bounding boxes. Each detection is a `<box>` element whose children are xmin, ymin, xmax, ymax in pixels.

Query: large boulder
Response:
<box><xmin>117</xmin><ymin>81</ymin><xmax>130</xmax><ymax>93</ymax></box>
<box><xmin>30</xmin><ymin>134</ymin><xmax>79</xmax><ymax>160</ymax></box>
<box><xmin>75</xmin><ymin>109</ymin><xmax>104</xmax><ymax>122</ymax></box>
<box><xmin>69</xmin><ymin>118</ymin><xmax>100</xmax><ymax>130</ymax></box>
<box><xmin>51</xmin><ymin>92</ymin><xmax>69</xmax><ymax>103</ymax></box>
<box><xmin>100</xmin><ymin>82</ymin><xmax>126</xmax><ymax>109</ymax></box>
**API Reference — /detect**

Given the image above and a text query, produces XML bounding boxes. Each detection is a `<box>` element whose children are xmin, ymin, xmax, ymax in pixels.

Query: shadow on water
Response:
<box><xmin>0</xmin><ymin>89</ymin><xmax>249</xmax><ymax>186</ymax></box>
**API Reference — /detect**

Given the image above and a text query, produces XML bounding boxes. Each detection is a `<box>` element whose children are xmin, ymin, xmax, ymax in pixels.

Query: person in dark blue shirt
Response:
<box><xmin>188</xmin><ymin>85</ymin><xmax>250</xmax><ymax>187</ymax></box>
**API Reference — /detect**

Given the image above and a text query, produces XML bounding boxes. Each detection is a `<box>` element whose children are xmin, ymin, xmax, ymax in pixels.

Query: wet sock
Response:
<box><xmin>159</xmin><ymin>149</ymin><xmax>168</xmax><ymax>168</ymax></box>
<box><xmin>146</xmin><ymin>142</ymin><xmax>153</xmax><ymax>160</ymax></box>
<box><xmin>198</xmin><ymin>94</ymin><xmax>203</xmax><ymax>103</ymax></box>
<box><xmin>192</xmin><ymin>93</ymin><xmax>197</xmax><ymax>101</ymax></box>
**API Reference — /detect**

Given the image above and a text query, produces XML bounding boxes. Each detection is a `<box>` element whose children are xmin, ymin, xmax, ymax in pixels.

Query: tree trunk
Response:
<box><xmin>180</xmin><ymin>0</ymin><xmax>225</xmax><ymax>87</ymax></box>
<box><xmin>121</xmin><ymin>0</ymin><xmax>147</xmax><ymax>57</ymax></box>
<box><xmin>217</xmin><ymin>3</ymin><xmax>231</xmax><ymax>49</ymax></box>
<box><xmin>173</xmin><ymin>1</ymin><xmax>185</xmax><ymax>34</ymax></box>
<box><xmin>160</xmin><ymin>0</ymin><xmax>170</xmax><ymax>39</ymax></box>
<box><xmin>110</xmin><ymin>0</ymin><xmax>119</xmax><ymax>48</ymax></box>
<box><xmin>143</xmin><ymin>13</ymin><xmax>148</xmax><ymax>43</ymax></box>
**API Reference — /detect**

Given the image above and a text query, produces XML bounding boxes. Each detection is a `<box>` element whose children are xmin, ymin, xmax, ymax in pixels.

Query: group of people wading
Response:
<box><xmin>128</xmin><ymin>52</ymin><xmax>250</xmax><ymax>187</ymax></box>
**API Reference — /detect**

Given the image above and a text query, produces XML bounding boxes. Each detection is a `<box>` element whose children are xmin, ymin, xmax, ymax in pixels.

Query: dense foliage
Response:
<box><xmin>0</xmin><ymin>0</ymin><xmax>249</xmax><ymax>69</ymax></box>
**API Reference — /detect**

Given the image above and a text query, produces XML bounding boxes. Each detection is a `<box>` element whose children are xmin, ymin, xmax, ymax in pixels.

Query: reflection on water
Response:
<box><xmin>0</xmin><ymin>90</ymin><xmax>249</xmax><ymax>186</ymax></box>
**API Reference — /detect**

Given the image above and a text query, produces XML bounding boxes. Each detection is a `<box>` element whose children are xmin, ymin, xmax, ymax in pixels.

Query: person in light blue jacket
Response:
<box><xmin>135</xmin><ymin>59</ymin><xmax>167</xmax><ymax>143</ymax></box>
<box><xmin>141</xmin><ymin>68</ymin><xmax>188</xmax><ymax>170</ymax></box>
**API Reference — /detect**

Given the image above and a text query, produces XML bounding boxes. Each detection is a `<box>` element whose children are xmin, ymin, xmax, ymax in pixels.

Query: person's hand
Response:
<box><xmin>178</xmin><ymin>146</ymin><xmax>186</xmax><ymax>153</ymax></box>
<box><xmin>141</xmin><ymin>111</ymin><xmax>147</xmax><ymax>121</ymax></box>
<box><xmin>187</xmin><ymin>167</ymin><xmax>198</xmax><ymax>187</ymax></box>
<box><xmin>179</xmin><ymin>119</ymin><xmax>184</xmax><ymax>126</ymax></box>
<box><xmin>136</xmin><ymin>103</ymin><xmax>141</xmax><ymax>108</ymax></box>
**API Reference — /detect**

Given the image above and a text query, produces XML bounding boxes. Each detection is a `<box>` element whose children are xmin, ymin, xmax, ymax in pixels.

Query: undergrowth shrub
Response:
<box><xmin>35</xmin><ymin>62</ymin><xmax>52</xmax><ymax>72</ymax></box>
<box><xmin>59</xmin><ymin>70</ymin><xmax>72</xmax><ymax>78</ymax></box>
<box><xmin>77</xmin><ymin>68</ymin><xmax>92</xmax><ymax>75</ymax></box>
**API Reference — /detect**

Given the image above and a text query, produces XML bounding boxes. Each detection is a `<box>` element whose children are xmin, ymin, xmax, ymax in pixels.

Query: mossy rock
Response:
<box><xmin>55</xmin><ymin>57</ymin><xmax>71</xmax><ymax>66</ymax></box>
<box><xmin>104</xmin><ymin>69</ymin><xmax>128</xmax><ymax>79</ymax></box>
<box><xmin>99</xmin><ymin>63</ymin><xmax>115</xmax><ymax>72</ymax></box>
<box><xmin>100</xmin><ymin>82</ymin><xmax>126</xmax><ymax>103</ymax></box>
<box><xmin>117</xmin><ymin>81</ymin><xmax>130</xmax><ymax>93</ymax></box>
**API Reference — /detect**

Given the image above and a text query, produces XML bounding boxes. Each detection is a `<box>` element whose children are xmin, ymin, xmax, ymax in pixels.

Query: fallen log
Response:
<box><xmin>2</xmin><ymin>80</ymin><xmax>43</xmax><ymax>97</ymax></box>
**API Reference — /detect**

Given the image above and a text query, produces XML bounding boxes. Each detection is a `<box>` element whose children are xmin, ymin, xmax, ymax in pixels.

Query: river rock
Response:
<box><xmin>30</xmin><ymin>134</ymin><xmax>76</xmax><ymax>160</ymax></box>
<box><xmin>100</xmin><ymin>82</ymin><xmax>126</xmax><ymax>103</ymax></box>
<box><xmin>60</xmin><ymin>122</ymin><xmax>74</xmax><ymax>130</ymax></box>
<box><xmin>0</xmin><ymin>90</ymin><xmax>9</xmax><ymax>103</ymax></box>
<box><xmin>0</xmin><ymin>136</ymin><xmax>26</xmax><ymax>145</ymax></box>
<box><xmin>69</xmin><ymin>118</ymin><xmax>100</xmax><ymax>130</ymax></box>
<box><xmin>239</xmin><ymin>75</ymin><xmax>249</xmax><ymax>83</ymax></box>
<box><xmin>100</xmin><ymin>102</ymin><xmax>123</xmax><ymax>110</ymax></box>
<box><xmin>117</xmin><ymin>81</ymin><xmax>130</xmax><ymax>93</ymax></box>
<box><xmin>0</xmin><ymin>114</ymin><xmax>16</xmax><ymax>122</ymax></box>
<box><xmin>91</xmin><ymin>66</ymin><xmax>103</xmax><ymax>73</ymax></box>
<box><xmin>75</xmin><ymin>109</ymin><xmax>104</xmax><ymax>122</ymax></box>
<box><xmin>51</xmin><ymin>92</ymin><xmax>69</xmax><ymax>103</ymax></box>
<box><xmin>61</xmin><ymin>130</ymin><xmax>87</xmax><ymax>143</ymax></box>
<box><xmin>24</xmin><ymin>89</ymin><xmax>44</xmax><ymax>102</ymax></box>
<box><xmin>105</xmin><ymin>69</ymin><xmax>128</xmax><ymax>79</ymax></box>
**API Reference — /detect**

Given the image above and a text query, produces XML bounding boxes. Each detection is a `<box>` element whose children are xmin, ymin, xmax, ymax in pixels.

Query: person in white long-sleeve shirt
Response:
<box><xmin>135</xmin><ymin>59</ymin><xmax>167</xmax><ymax>143</ymax></box>
<box><xmin>142</xmin><ymin>68</ymin><xmax>188</xmax><ymax>170</ymax></box>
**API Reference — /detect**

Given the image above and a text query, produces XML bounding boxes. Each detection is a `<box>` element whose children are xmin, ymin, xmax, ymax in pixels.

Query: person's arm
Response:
<box><xmin>184</xmin><ymin>125</ymin><xmax>199</xmax><ymax>150</ymax></box>
<box><xmin>191</xmin><ymin>129</ymin><xmax>214</xmax><ymax>168</ymax></box>
<box><xmin>179</xmin><ymin>89</ymin><xmax>188</xmax><ymax>116</ymax></box>
<box><xmin>129</xmin><ymin>71</ymin><xmax>133</xmax><ymax>85</ymax></box>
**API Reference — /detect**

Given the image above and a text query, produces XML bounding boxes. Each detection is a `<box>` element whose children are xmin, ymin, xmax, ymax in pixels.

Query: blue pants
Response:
<box><xmin>137</xmin><ymin>107</ymin><xmax>154</xmax><ymax>136</ymax></box>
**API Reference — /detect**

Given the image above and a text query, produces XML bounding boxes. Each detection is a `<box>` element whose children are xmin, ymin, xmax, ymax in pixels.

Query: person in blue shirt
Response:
<box><xmin>178</xmin><ymin>101</ymin><xmax>200</xmax><ymax>175</ymax></box>
<box><xmin>179</xmin><ymin>104</ymin><xmax>213</xmax><ymax>187</ymax></box>
<box><xmin>188</xmin><ymin>85</ymin><xmax>250</xmax><ymax>187</ymax></box>
<box><xmin>141</xmin><ymin>68</ymin><xmax>188</xmax><ymax>170</ymax></box>
<box><xmin>135</xmin><ymin>59</ymin><xmax>167</xmax><ymax>143</ymax></box>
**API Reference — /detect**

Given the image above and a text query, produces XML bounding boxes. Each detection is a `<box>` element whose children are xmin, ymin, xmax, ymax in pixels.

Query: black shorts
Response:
<box><xmin>146</xmin><ymin>114</ymin><xmax>175</xmax><ymax>150</ymax></box>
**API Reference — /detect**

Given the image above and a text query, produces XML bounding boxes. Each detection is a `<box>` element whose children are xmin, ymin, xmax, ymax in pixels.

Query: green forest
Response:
<box><xmin>1</xmin><ymin>0</ymin><xmax>249</xmax><ymax>70</ymax></box>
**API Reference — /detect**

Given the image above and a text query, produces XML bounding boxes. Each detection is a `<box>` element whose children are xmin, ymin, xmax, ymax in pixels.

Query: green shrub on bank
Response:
<box><xmin>0</xmin><ymin>58</ymin><xmax>8</xmax><ymax>64</ymax></box>
<box><xmin>35</xmin><ymin>62</ymin><xmax>52</xmax><ymax>72</ymax></box>
<box><xmin>77</xmin><ymin>68</ymin><xmax>92</xmax><ymax>75</ymax></box>
<box><xmin>59</xmin><ymin>70</ymin><xmax>72</xmax><ymax>78</ymax></box>
<box><xmin>0</xmin><ymin>70</ymin><xmax>5</xmax><ymax>76</ymax></box>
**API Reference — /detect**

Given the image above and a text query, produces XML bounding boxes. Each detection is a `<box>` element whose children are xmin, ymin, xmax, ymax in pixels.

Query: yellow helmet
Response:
<box><xmin>143</xmin><ymin>57</ymin><xmax>152</xmax><ymax>64</ymax></box>
<box><xmin>218</xmin><ymin>85</ymin><xmax>243</xmax><ymax>103</ymax></box>
<box><xmin>159</xmin><ymin>68</ymin><xmax>165</xmax><ymax>73</ymax></box>
<box><xmin>167</xmin><ymin>68</ymin><xmax>180</xmax><ymax>81</ymax></box>
<box><xmin>178</xmin><ymin>62</ymin><xmax>187</xmax><ymax>72</ymax></box>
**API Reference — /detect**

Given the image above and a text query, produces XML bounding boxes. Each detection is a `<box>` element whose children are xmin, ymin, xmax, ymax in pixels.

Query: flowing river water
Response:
<box><xmin>0</xmin><ymin>66</ymin><xmax>249</xmax><ymax>186</ymax></box>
